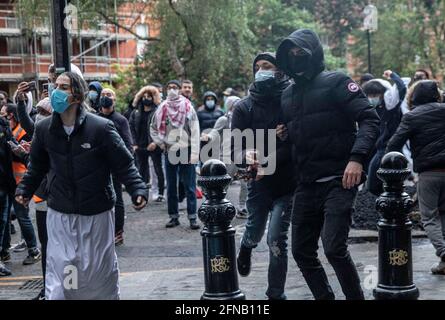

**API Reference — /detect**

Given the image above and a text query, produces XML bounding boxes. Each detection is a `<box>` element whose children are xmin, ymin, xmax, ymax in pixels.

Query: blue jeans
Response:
<box><xmin>3</xmin><ymin>195</ymin><xmax>37</xmax><ymax>252</ymax></box>
<box><xmin>367</xmin><ymin>149</ymin><xmax>385</xmax><ymax>196</ymax></box>
<box><xmin>165</xmin><ymin>158</ymin><xmax>197</xmax><ymax>220</ymax></box>
<box><xmin>0</xmin><ymin>190</ymin><xmax>9</xmax><ymax>252</ymax></box>
<box><xmin>241</xmin><ymin>182</ymin><xmax>292</xmax><ymax>300</ymax></box>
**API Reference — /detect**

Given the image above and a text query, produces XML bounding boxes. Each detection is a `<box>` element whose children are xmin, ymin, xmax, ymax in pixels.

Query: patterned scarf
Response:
<box><xmin>155</xmin><ymin>95</ymin><xmax>192</xmax><ymax>139</ymax></box>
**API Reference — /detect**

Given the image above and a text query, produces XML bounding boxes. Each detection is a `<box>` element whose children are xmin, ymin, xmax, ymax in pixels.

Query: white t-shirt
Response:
<box><xmin>63</xmin><ymin>125</ymin><xmax>74</xmax><ymax>136</ymax></box>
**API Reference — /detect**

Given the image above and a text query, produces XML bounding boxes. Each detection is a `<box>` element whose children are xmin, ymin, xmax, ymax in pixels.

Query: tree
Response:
<box><xmin>348</xmin><ymin>0</ymin><xmax>445</xmax><ymax>80</ymax></box>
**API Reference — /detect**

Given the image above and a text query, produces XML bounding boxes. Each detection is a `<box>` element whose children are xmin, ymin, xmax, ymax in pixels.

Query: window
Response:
<box><xmin>40</xmin><ymin>36</ymin><xmax>51</xmax><ymax>55</ymax></box>
<box><xmin>135</xmin><ymin>24</ymin><xmax>149</xmax><ymax>56</ymax></box>
<box><xmin>82</xmin><ymin>39</ymin><xmax>109</xmax><ymax>57</ymax></box>
<box><xmin>7</xmin><ymin>37</ymin><xmax>27</xmax><ymax>55</ymax></box>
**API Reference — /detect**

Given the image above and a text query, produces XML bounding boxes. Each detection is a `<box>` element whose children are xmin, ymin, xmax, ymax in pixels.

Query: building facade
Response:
<box><xmin>0</xmin><ymin>0</ymin><xmax>158</xmax><ymax>97</ymax></box>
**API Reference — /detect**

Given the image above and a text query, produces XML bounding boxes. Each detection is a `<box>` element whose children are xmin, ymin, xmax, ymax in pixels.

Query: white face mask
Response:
<box><xmin>167</xmin><ymin>89</ymin><xmax>180</xmax><ymax>100</ymax></box>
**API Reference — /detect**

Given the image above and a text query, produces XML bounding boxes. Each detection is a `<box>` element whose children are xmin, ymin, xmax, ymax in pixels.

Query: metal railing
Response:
<box><xmin>0</xmin><ymin>54</ymin><xmax>134</xmax><ymax>77</ymax></box>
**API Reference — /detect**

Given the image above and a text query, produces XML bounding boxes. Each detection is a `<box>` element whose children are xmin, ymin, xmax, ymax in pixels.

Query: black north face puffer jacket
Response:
<box><xmin>276</xmin><ymin>29</ymin><xmax>380</xmax><ymax>183</ymax></box>
<box><xmin>15</xmin><ymin>106</ymin><xmax>148</xmax><ymax>215</ymax></box>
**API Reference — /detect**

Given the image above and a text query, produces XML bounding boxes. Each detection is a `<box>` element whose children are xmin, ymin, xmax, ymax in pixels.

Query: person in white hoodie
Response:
<box><xmin>362</xmin><ymin>70</ymin><xmax>407</xmax><ymax>195</ymax></box>
<box><xmin>150</xmin><ymin>80</ymin><xmax>201</xmax><ymax>230</ymax></box>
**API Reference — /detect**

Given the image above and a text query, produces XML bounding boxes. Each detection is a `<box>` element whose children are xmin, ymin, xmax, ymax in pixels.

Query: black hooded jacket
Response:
<box><xmin>0</xmin><ymin>117</ymin><xmax>16</xmax><ymax>193</ymax></box>
<box><xmin>386</xmin><ymin>82</ymin><xmax>445</xmax><ymax>173</ymax></box>
<box><xmin>231</xmin><ymin>52</ymin><xmax>296</xmax><ymax>198</ymax></box>
<box><xmin>129</xmin><ymin>102</ymin><xmax>158</xmax><ymax>148</ymax></box>
<box><xmin>276</xmin><ymin>29</ymin><xmax>380</xmax><ymax>183</ymax></box>
<box><xmin>99</xmin><ymin>109</ymin><xmax>133</xmax><ymax>153</ymax></box>
<box><xmin>15</xmin><ymin>106</ymin><xmax>148</xmax><ymax>215</ymax></box>
<box><xmin>197</xmin><ymin>91</ymin><xmax>224</xmax><ymax>132</ymax></box>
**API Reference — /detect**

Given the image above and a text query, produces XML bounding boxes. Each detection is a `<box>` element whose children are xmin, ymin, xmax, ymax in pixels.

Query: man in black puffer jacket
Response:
<box><xmin>387</xmin><ymin>80</ymin><xmax>445</xmax><ymax>275</ymax></box>
<box><xmin>197</xmin><ymin>91</ymin><xmax>224</xmax><ymax>132</ymax></box>
<box><xmin>231</xmin><ymin>52</ymin><xmax>296</xmax><ymax>300</ymax></box>
<box><xmin>276</xmin><ymin>29</ymin><xmax>380</xmax><ymax>300</ymax></box>
<box><xmin>129</xmin><ymin>85</ymin><xmax>165</xmax><ymax>201</ymax></box>
<box><xmin>99</xmin><ymin>88</ymin><xmax>134</xmax><ymax>247</ymax></box>
<box><xmin>15</xmin><ymin>71</ymin><xmax>147</xmax><ymax>300</ymax></box>
<box><xmin>198</xmin><ymin>91</ymin><xmax>224</xmax><ymax>162</ymax></box>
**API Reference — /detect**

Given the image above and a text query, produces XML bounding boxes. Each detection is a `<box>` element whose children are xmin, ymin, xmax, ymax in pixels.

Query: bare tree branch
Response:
<box><xmin>96</xmin><ymin>9</ymin><xmax>160</xmax><ymax>42</ymax></box>
<box><xmin>168</xmin><ymin>0</ymin><xmax>194</xmax><ymax>63</ymax></box>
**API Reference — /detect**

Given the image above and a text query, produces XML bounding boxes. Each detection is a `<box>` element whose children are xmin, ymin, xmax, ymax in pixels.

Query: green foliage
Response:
<box><xmin>138</xmin><ymin>0</ymin><xmax>344</xmax><ymax>99</ymax></box>
<box><xmin>348</xmin><ymin>0</ymin><xmax>445</xmax><ymax>79</ymax></box>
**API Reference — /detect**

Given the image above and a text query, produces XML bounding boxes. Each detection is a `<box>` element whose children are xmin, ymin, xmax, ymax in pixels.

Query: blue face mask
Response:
<box><xmin>88</xmin><ymin>91</ymin><xmax>98</xmax><ymax>102</ymax></box>
<box><xmin>368</xmin><ymin>97</ymin><xmax>381</xmax><ymax>107</ymax></box>
<box><xmin>51</xmin><ymin>89</ymin><xmax>70</xmax><ymax>114</ymax></box>
<box><xmin>255</xmin><ymin>70</ymin><xmax>275</xmax><ymax>82</ymax></box>
<box><xmin>205</xmin><ymin>100</ymin><xmax>215</xmax><ymax>110</ymax></box>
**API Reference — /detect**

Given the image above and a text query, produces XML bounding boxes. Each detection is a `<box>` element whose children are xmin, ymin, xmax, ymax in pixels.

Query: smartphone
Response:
<box><xmin>42</xmin><ymin>83</ymin><xmax>49</xmax><ymax>91</ymax></box>
<box><xmin>27</xmin><ymin>81</ymin><xmax>36</xmax><ymax>92</ymax></box>
<box><xmin>7</xmin><ymin>140</ymin><xmax>18</xmax><ymax>148</ymax></box>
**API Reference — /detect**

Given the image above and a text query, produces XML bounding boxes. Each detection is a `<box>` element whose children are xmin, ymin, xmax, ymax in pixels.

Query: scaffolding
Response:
<box><xmin>0</xmin><ymin>0</ymin><xmax>136</xmax><ymax>90</ymax></box>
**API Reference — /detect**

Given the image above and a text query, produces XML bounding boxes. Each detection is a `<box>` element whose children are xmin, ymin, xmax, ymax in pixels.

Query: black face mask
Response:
<box><xmin>413</xmin><ymin>76</ymin><xmax>426</xmax><ymax>82</ymax></box>
<box><xmin>100</xmin><ymin>96</ymin><xmax>114</xmax><ymax>109</ymax></box>
<box><xmin>287</xmin><ymin>51</ymin><xmax>311</xmax><ymax>76</ymax></box>
<box><xmin>142</xmin><ymin>98</ymin><xmax>153</xmax><ymax>107</ymax></box>
<box><xmin>254</xmin><ymin>78</ymin><xmax>277</xmax><ymax>92</ymax></box>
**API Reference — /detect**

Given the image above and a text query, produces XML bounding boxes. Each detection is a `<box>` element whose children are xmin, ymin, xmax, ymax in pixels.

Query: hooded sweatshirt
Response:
<box><xmin>197</xmin><ymin>91</ymin><xmax>224</xmax><ymax>132</ymax></box>
<box><xmin>88</xmin><ymin>82</ymin><xmax>103</xmax><ymax>111</ymax></box>
<box><xmin>231</xmin><ymin>52</ymin><xmax>295</xmax><ymax>198</ymax></box>
<box><xmin>276</xmin><ymin>29</ymin><xmax>380</xmax><ymax>183</ymax></box>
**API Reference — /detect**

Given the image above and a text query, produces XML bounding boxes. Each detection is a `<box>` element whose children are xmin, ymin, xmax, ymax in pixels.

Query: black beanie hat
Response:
<box><xmin>411</xmin><ymin>80</ymin><xmax>441</xmax><ymax>107</ymax></box>
<box><xmin>167</xmin><ymin>79</ymin><xmax>181</xmax><ymax>88</ymax></box>
<box><xmin>253</xmin><ymin>52</ymin><xmax>277</xmax><ymax>76</ymax></box>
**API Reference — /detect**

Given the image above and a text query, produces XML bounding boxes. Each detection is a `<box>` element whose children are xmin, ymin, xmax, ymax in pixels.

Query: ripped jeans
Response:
<box><xmin>241</xmin><ymin>181</ymin><xmax>292</xmax><ymax>299</ymax></box>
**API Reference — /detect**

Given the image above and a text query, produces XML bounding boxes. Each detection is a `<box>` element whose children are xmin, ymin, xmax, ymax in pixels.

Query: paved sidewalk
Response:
<box><xmin>0</xmin><ymin>183</ymin><xmax>443</xmax><ymax>300</ymax></box>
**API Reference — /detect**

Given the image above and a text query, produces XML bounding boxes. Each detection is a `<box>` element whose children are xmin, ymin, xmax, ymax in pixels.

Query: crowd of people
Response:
<box><xmin>0</xmin><ymin>27</ymin><xmax>444</xmax><ymax>300</ymax></box>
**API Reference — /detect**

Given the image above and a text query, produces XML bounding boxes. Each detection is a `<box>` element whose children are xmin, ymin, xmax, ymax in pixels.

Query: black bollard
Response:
<box><xmin>198</xmin><ymin>159</ymin><xmax>245</xmax><ymax>300</ymax></box>
<box><xmin>373</xmin><ymin>152</ymin><xmax>419</xmax><ymax>300</ymax></box>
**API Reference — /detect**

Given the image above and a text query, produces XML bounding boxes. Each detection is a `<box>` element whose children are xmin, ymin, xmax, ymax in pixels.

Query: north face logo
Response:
<box><xmin>81</xmin><ymin>143</ymin><xmax>91</xmax><ymax>149</ymax></box>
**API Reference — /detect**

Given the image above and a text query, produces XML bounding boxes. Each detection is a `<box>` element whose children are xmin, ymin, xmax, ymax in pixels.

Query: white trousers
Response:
<box><xmin>45</xmin><ymin>208</ymin><xmax>120</xmax><ymax>300</ymax></box>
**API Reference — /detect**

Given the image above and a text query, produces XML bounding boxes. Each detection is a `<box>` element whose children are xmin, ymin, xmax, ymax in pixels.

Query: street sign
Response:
<box><xmin>364</xmin><ymin>4</ymin><xmax>378</xmax><ymax>32</ymax></box>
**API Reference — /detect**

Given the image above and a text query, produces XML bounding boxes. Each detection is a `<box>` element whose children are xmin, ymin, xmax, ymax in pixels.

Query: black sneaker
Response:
<box><xmin>0</xmin><ymin>262</ymin><xmax>11</xmax><ymax>277</ymax></box>
<box><xmin>166</xmin><ymin>218</ymin><xmax>180</xmax><ymax>228</ymax></box>
<box><xmin>12</xmin><ymin>240</ymin><xmax>27</xmax><ymax>253</ymax></box>
<box><xmin>189</xmin><ymin>219</ymin><xmax>200</xmax><ymax>230</ymax></box>
<box><xmin>237</xmin><ymin>245</ymin><xmax>252</xmax><ymax>277</ymax></box>
<box><xmin>155</xmin><ymin>195</ymin><xmax>165</xmax><ymax>203</ymax></box>
<box><xmin>23</xmin><ymin>248</ymin><xmax>41</xmax><ymax>265</ymax></box>
<box><xmin>32</xmin><ymin>288</ymin><xmax>45</xmax><ymax>300</ymax></box>
<box><xmin>236</xmin><ymin>208</ymin><xmax>248</xmax><ymax>219</ymax></box>
<box><xmin>0</xmin><ymin>250</ymin><xmax>11</xmax><ymax>263</ymax></box>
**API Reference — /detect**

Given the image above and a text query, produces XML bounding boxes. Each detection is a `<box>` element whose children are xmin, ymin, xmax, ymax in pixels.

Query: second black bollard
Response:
<box><xmin>198</xmin><ymin>159</ymin><xmax>246</xmax><ymax>300</ymax></box>
<box><xmin>373</xmin><ymin>152</ymin><xmax>419</xmax><ymax>300</ymax></box>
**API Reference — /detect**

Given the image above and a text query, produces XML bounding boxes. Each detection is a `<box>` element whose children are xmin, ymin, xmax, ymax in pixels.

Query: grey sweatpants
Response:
<box><xmin>418</xmin><ymin>172</ymin><xmax>445</xmax><ymax>258</ymax></box>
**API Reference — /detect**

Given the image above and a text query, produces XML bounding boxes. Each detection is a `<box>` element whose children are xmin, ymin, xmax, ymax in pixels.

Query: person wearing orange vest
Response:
<box><xmin>16</xmin><ymin>85</ymin><xmax>54</xmax><ymax>300</ymax></box>
<box><xmin>0</xmin><ymin>113</ymin><xmax>15</xmax><ymax>276</ymax></box>
<box><xmin>0</xmin><ymin>103</ymin><xmax>41</xmax><ymax>267</ymax></box>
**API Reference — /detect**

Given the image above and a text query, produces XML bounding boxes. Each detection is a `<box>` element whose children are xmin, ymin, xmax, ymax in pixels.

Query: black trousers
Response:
<box><xmin>36</xmin><ymin>210</ymin><xmax>47</xmax><ymax>285</ymax></box>
<box><xmin>291</xmin><ymin>178</ymin><xmax>365</xmax><ymax>300</ymax></box>
<box><xmin>135</xmin><ymin>149</ymin><xmax>165</xmax><ymax>195</ymax></box>
<box><xmin>112</xmin><ymin>175</ymin><xmax>125</xmax><ymax>235</ymax></box>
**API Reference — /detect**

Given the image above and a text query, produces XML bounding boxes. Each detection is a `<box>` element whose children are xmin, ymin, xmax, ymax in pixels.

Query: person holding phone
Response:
<box><xmin>0</xmin><ymin>103</ymin><xmax>40</xmax><ymax>266</ymax></box>
<box><xmin>231</xmin><ymin>52</ymin><xmax>296</xmax><ymax>300</ymax></box>
<box><xmin>0</xmin><ymin>114</ymin><xmax>15</xmax><ymax>277</ymax></box>
<box><xmin>14</xmin><ymin>72</ymin><xmax>148</xmax><ymax>300</ymax></box>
